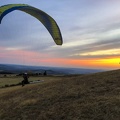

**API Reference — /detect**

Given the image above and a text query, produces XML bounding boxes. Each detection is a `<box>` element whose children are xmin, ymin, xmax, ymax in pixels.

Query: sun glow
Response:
<box><xmin>98</xmin><ymin>57</ymin><xmax>120</xmax><ymax>65</ymax></box>
<box><xmin>89</xmin><ymin>57</ymin><xmax>120</xmax><ymax>69</ymax></box>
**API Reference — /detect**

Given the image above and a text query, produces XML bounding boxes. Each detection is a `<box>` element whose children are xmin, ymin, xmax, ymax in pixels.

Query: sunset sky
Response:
<box><xmin>0</xmin><ymin>0</ymin><xmax>120</xmax><ymax>70</ymax></box>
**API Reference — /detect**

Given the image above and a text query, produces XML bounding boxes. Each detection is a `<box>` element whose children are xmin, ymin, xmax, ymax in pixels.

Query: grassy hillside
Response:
<box><xmin>0</xmin><ymin>70</ymin><xmax>120</xmax><ymax>120</ymax></box>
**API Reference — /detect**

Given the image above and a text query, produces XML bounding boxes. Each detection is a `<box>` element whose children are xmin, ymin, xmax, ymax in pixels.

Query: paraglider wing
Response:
<box><xmin>0</xmin><ymin>4</ymin><xmax>63</xmax><ymax>45</ymax></box>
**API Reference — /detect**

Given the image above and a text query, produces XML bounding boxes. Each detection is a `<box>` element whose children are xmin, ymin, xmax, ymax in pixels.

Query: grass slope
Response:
<box><xmin>0</xmin><ymin>70</ymin><xmax>120</xmax><ymax>120</ymax></box>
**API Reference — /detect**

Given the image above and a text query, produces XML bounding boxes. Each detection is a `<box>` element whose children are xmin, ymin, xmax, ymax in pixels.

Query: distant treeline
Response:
<box><xmin>0</xmin><ymin>71</ymin><xmax>14</xmax><ymax>74</ymax></box>
<box><xmin>17</xmin><ymin>71</ymin><xmax>47</xmax><ymax>76</ymax></box>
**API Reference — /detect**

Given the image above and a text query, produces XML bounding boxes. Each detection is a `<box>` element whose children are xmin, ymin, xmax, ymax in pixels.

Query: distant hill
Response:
<box><xmin>0</xmin><ymin>69</ymin><xmax>120</xmax><ymax>119</ymax></box>
<box><xmin>0</xmin><ymin>63</ymin><xmax>104</xmax><ymax>75</ymax></box>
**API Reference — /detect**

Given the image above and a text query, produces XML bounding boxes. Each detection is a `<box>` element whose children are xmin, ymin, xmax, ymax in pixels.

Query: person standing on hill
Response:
<box><xmin>22</xmin><ymin>73</ymin><xmax>29</xmax><ymax>86</ymax></box>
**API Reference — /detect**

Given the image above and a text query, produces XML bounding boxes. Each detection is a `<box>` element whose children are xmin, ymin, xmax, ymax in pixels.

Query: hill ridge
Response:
<box><xmin>0</xmin><ymin>69</ymin><xmax>120</xmax><ymax>119</ymax></box>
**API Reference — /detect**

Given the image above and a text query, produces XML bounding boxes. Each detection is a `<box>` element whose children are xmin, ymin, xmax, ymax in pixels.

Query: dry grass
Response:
<box><xmin>0</xmin><ymin>70</ymin><xmax>120</xmax><ymax>120</ymax></box>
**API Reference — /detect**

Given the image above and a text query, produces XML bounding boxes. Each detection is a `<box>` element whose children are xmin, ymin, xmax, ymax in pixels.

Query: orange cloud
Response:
<box><xmin>0</xmin><ymin>47</ymin><xmax>51</xmax><ymax>65</ymax></box>
<box><xmin>0</xmin><ymin>47</ymin><xmax>120</xmax><ymax>69</ymax></box>
<box><xmin>41</xmin><ymin>57</ymin><xmax>120</xmax><ymax>69</ymax></box>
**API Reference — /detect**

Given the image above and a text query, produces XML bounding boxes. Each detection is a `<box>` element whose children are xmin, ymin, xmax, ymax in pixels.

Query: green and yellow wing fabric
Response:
<box><xmin>0</xmin><ymin>4</ymin><xmax>63</xmax><ymax>45</ymax></box>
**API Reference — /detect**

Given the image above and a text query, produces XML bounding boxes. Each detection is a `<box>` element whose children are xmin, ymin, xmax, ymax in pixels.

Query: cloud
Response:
<box><xmin>0</xmin><ymin>46</ymin><xmax>54</xmax><ymax>65</ymax></box>
<box><xmin>69</xmin><ymin>37</ymin><xmax>120</xmax><ymax>59</ymax></box>
<box><xmin>46</xmin><ymin>36</ymin><xmax>120</xmax><ymax>59</ymax></box>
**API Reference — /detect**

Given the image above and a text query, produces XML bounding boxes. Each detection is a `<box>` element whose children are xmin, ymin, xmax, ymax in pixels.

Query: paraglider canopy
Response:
<box><xmin>0</xmin><ymin>4</ymin><xmax>63</xmax><ymax>45</ymax></box>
